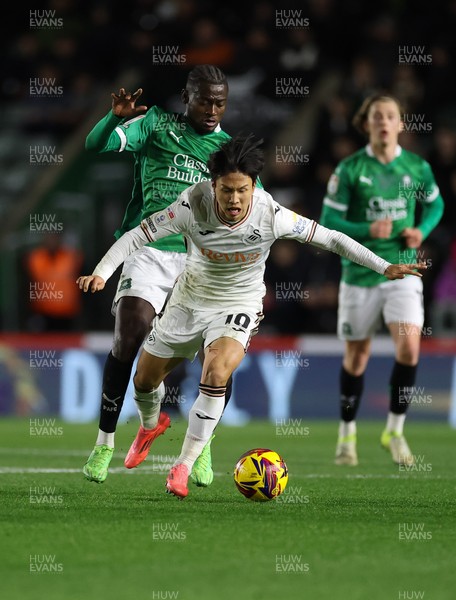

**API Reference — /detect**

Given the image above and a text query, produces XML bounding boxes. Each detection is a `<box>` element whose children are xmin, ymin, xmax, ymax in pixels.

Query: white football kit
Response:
<box><xmin>94</xmin><ymin>181</ymin><xmax>391</xmax><ymax>359</ymax></box>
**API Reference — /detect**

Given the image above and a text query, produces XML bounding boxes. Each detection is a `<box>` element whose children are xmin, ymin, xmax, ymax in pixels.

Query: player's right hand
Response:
<box><xmin>370</xmin><ymin>218</ymin><xmax>393</xmax><ymax>239</ymax></box>
<box><xmin>111</xmin><ymin>88</ymin><xmax>148</xmax><ymax>118</ymax></box>
<box><xmin>384</xmin><ymin>263</ymin><xmax>427</xmax><ymax>280</ymax></box>
<box><xmin>76</xmin><ymin>275</ymin><xmax>106</xmax><ymax>293</ymax></box>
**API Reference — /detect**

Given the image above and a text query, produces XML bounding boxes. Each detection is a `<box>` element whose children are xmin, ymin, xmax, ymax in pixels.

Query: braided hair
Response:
<box><xmin>186</xmin><ymin>65</ymin><xmax>228</xmax><ymax>91</ymax></box>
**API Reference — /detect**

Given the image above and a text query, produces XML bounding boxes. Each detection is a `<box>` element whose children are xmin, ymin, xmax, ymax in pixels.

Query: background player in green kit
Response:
<box><xmin>82</xmin><ymin>65</ymin><xmax>231</xmax><ymax>484</ymax></box>
<box><xmin>320</xmin><ymin>93</ymin><xmax>444</xmax><ymax>467</ymax></box>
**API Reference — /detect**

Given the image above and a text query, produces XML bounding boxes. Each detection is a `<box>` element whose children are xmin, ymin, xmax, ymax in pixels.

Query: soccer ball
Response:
<box><xmin>233</xmin><ymin>448</ymin><xmax>288</xmax><ymax>501</ymax></box>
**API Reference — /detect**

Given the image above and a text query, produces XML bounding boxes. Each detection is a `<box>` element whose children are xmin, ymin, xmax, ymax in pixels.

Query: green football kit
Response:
<box><xmin>86</xmin><ymin>106</ymin><xmax>231</xmax><ymax>252</ymax></box>
<box><xmin>320</xmin><ymin>144</ymin><xmax>444</xmax><ymax>287</ymax></box>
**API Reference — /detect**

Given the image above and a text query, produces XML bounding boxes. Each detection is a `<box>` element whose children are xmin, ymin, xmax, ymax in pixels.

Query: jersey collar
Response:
<box><xmin>366</xmin><ymin>144</ymin><xmax>402</xmax><ymax>158</ymax></box>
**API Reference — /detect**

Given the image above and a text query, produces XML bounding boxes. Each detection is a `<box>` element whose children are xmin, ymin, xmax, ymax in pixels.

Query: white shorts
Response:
<box><xmin>337</xmin><ymin>276</ymin><xmax>424</xmax><ymax>341</ymax></box>
<box><xmin>112</xmin><ymin>246</ymin><xmax>187</xmax><ymax>315</ymax></box>
<box><xmin>143</xmin><ymin>297</ymin><xmax>263</xmax><ymax>360</ymax></box>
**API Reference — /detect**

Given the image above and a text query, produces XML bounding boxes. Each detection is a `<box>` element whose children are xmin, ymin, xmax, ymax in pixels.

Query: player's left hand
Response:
<box><xmin>76</xmin><ymin>275</ymin><xmax>106</xmax><ymax>293</ymax></box>
<box><xmin>401</xmin><ymin>227</ymin><xmax>423</xmax><ymax>248</ymax></box>
<box><xmin>384</xmin><ymin>263</ymin><xmax>427</xmax><ymax>280</ymax></box>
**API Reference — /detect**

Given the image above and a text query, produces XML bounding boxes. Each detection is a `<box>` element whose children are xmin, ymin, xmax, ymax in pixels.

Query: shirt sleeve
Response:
<box><xmin>139</xmin><ymin>191</ymin><xmax>193</xmax><ymax>242</ymax></box>
<box><xmin>309</xmin><ymin>223</ymin><xmax>390</xmax><ymax>275</ymax></box>
<box><xmin>86</xmin><ymin>107</ymin><xmax>159</xmax><ymax>153</ymax></box>
<box><xmin>85</xmin><ymin>111</ymin><xmax>124</xmax><ymax>152</ymax></box>
<box><xmin>274</xmin><ymin>202</ymin><xmax>390</xmax><ymax>274</ymax></box>
<box><xmin>92</xmin><ymin>225</ymin><xmax>149</xmax><ymax>281</ymax></box>
<box><xmin>320</xmin><ymin>163</ymin><xmax>371</xmax><ymax>239</ymax></box>
<box><xmin>113</xmin><ymin>107</ymin><xmax>158</xmax><ymax>152</ymax></box>
<box><xmin>416</xmin><ymin>161</ymin><xmax>444</xmax><ymax>239</ymax></box>
<box><xmin>272</xmin><ymin>204</ymin><xmax>318</xmax><ymax>242</ymax></box>
<box><xmin>92</xmin><ymin>191</ymin><xmax>193</xmax><ymax>282</ymax></box>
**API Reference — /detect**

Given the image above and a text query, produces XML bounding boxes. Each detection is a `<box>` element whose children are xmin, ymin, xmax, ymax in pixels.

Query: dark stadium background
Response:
<box><xmin>1</xmin><ymin>0</ymin><xmax>455</xmax><ymax>335</ymax></box>
<box><xmin>1</xmin><ymin>7</ymin><xmax>456</xmax><ymax>600</ymax></box>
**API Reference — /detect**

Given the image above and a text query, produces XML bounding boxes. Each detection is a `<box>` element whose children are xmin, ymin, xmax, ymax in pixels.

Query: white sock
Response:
<box><xmin>134</xmin><ymin>382</ymin><xmax>165</xmax><ymax>429</ymax></box>
<box><xmin>96</xmin><ymin>430</ymin><xmax>115</xmax><ymax>448</ymax></box>
<box><xmin>175</xmin><ymin>391</ymin><xmax>225</xmax><ymax>471</ymax></box>
<box><xmin>338</xmin><ymin>420</ymin><xmax>356</xmax><ymax>439</ymax></box>
<box><xmin>386</xmin><ymin>412</ymin><xmax>406</xmax><ymax>435</ymax></box>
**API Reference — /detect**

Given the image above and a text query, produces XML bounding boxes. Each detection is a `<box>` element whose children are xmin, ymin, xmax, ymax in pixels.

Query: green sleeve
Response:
<box><xmin>416</xmin><ymin>162</ymin><xmax>444</xmax><ymax>239</ymax></box>
<box><xmin>320</xmin><ymin>164</ymin><xmax>371</xmax><ymax>240</ymax></box>
<box><xmin>85</xmin><ymin>111</ymin><xmax>124</xmax><ymax>152</ymax></box>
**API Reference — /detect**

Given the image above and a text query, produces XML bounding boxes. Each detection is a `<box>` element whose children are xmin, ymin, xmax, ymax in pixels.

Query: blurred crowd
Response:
<box><xmin>3</xmin><ymin>0</ymin><xmax>456</xmax><ymax>334</ymax></box>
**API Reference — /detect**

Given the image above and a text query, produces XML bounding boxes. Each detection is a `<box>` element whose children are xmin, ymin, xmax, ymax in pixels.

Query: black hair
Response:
<box><xmin>186</xmin><ymin>65</ymin><xmax>228</xmax><ymax>90</ymax></box>
<box><xmin>207</xmin><ymin>134</ymin><xmax>265</xmax><ymax>182</ymax></box>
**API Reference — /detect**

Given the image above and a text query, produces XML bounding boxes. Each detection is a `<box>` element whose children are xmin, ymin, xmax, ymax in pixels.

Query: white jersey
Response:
<box><xmin>94</xmin><ymin>180</ymin><xmax>391</xmax><ymax>310</ymax></box>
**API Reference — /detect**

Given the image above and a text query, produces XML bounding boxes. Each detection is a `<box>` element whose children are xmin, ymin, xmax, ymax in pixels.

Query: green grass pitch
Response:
<box><xmin>1</xmin><ymin>417</ymin><xmax>455</xmax><ymax>600</ymax></box>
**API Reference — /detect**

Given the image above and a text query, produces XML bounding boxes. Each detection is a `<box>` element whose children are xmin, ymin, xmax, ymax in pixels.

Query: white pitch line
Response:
<box><xmin>0</xmin><ymin>466</ymin><xmax>175</xmax><ymax>475</ymax></box>
<box><xmin>0</xmin><ymin>448</ymin><xmax>178</xmax><ymax>460</ymax></box>
<box><xmin>0</xmin><ymin>467</ymin><xmax>446</xmax><ymax>480</ymax></box>
<box><xmin>0</xmin><ymin>448</ymin><xmax>119</xmax><ymax>458</ymax></box>
<box><xmin>0</xmin><ymin>447</ymin><xmax>175</xmax><ymax>460</ymax></box>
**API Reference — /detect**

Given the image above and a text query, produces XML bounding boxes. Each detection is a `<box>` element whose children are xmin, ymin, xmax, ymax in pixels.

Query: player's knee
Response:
<box><xmin>344</xmin><ymin>349</ymin><xmax>369</xmax><ymax>376</ymax></box>
<box><xmin>396</xmin><ymin>342</ymin><xmax>419</xmax><ymax>366</ymax></box>
<box><xmin>112</xmin><ymin>318</ymin><xmax>151</xmax><ymax>362</ymax></box>
<box><xmin>203</xmin><ymin>365</ymin><xmax>231</xmax><ymax>388</ymax></box>
<box><xmin>133</xmin><ymin>369</ymin><xmax>161</xmax><ymax>392</ymax></box>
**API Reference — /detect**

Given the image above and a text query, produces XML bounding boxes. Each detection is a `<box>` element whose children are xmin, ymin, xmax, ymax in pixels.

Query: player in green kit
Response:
<box><xmin>83</xmin><ymin>65</ymin><xmax>231</xmax><ymax>484</ymax></box>
<box><xmin>320</xmin><ymin>94</ymin><xmax>444</xmax><ymax>466</ymax></box>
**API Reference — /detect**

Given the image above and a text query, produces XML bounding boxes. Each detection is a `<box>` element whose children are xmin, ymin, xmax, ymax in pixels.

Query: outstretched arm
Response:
<box><xmin>77</xmin><ymin>225</ymin><xmax>149</xmax><ymax>292</ymax></box>
<box><xmin>309</xmin><ymin>223</ymin><xmax>426</xmax><ymax>279</ymax></box>
<box><xmin>77</xmin><ymin>194</ymin><xmax>193</xmax><ymax>293</ymax></box>
<box><xmin>85</xmin><ymin>88</ymin><xmax>148</xmax><ymax>152</ymax></box>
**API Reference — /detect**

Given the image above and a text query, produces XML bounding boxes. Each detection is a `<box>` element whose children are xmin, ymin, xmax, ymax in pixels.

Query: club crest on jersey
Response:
<box><xmin>118</xmin><ymin>277</ymin><xmax>132</xmax><ymax>292</ymax></box>
<box><xmin>243</xmin><ymin>227</ymin><xmax>262</xmax><ymax>244</ymax></box>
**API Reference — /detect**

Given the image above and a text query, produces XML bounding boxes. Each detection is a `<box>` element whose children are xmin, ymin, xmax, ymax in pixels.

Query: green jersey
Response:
<box><xmin>320</xmin><ymin>144</ymin><xmax>444</xmax><ymax>286</ymax></box>
<box><xmin>86</xmin><ymin>107</ymin><xmax>231</xmax><ymax>252</ymax></box>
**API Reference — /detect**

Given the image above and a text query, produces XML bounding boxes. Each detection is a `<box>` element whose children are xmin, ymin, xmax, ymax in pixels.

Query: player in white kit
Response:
<box><xmin>78</xmin><ymin>136</ymin><xmax>425</xmax><ymax>499</ymax></box>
